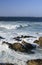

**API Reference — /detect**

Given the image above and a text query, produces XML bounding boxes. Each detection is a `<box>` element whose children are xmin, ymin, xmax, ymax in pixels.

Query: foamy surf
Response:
<box><xmin>0</xmin><ymin>21</ymin><xmax>42</xmax><ymax>65</ymax></box>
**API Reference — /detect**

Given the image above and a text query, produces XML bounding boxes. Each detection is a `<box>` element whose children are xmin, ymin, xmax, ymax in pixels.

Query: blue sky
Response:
<box><xmin>0</xmin><ymin>0</ymin><xmax>42</xmax><ymax>17</ymax></box>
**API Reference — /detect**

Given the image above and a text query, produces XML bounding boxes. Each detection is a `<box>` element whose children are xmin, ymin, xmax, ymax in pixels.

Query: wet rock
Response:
<box><xmin>10</xmin><ymin>43</ymin><xmax>26</xmax><ymax>52</ymax></box>
<box><xmin>34</xmin><ymin>40</ymin><xmax>39</xmax><ymax>44</ymax></box>
<box><xmin>39</xmin><ymin>37</ymin><xmax>42</xmax><ymax>47</ymax></box>
<box><xmin>22</xmin><ymin>40</ymin><xmax>28</xmax><ymax>44</ymax></box>
<box><xmin>22</xmin><ymin>40</ymin><xmax>36</xmax><ymax>50</ymax></box>
<box><xmin>2</xmin><ymin>41</ymin><xmax>36</xmax><ymax>53</ymax></box>
<box><xmin>13</xmin><ymin>35</ymin><xmax>36</xmax><ymax>41</ymax></box>
<box><xmin>2</xmin><ymin>41</ymin><xmax>12</xmax><ymax>49</ymax></box>
<box><xmin>13</xmin><ymin>36</ymin><xmax>21</xmax><ymax>41</ymax></box>
<box><xmin>9</xmin><ymin>42</ymin><xmax>35</xmax><ymax>53</ymax></box>
<box><xmin>0</xmin><ymin>36</ymin><xmax>5</xmax><ymax>39</ymax></box>
<box><xmin>34</xmin><ymin>37</ymin><xmax>42</xmax><ymax>47</ymax></box>
<box><xmin>27</xmin><ymin>59</ymin><xmax>42</xmax><ymax>65</ymax></box>
<box><xmin>0</xmin><ymin>63</ymin><xmax>14</xmax><ymax>65</ymax></box>
<box><xmin>21</xmin><ymin>35</ymin><xmax>36</xmax><ymax>38</ymax></box>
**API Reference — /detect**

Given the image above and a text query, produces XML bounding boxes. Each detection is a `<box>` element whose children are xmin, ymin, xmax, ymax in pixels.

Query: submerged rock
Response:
<box><xmin>34</xmin><ymin>37</ymin><xmax>42</xmax><ymax>47</ymax></box>
<box><xmin>27</xmin><ymin>59</ymin><xmax>42</xmax><ymax>65</ymax></box>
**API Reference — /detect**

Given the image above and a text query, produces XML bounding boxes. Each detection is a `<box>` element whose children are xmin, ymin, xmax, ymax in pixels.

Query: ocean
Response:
<box><xmin>0</xmin><ymin>19</ymin><xmax>42</xmax><ymax>65</ymax></box>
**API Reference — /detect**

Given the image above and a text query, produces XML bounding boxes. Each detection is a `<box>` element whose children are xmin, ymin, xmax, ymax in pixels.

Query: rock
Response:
<box><xmin>9</xmin><ymin>42</ymin><xmax>35</xmax><ymax>53</ymax></box>
<box><xmin>11</xmin><ymin>43</ymin><xmax>26</xmax><ymax>52</ymax></box>
<box><xmin>0</xmin><ymin>36</ymin><xmax>5</xmax><ymax>39</ymax></box>
<box><xmin>27</xmin><ymin>59</ymin><xmax>42</xmax><ymax>65</ymax></box>
<box><xmin>13</xmin><ymin>35</ymin><xmax>36</xmax><ymax>41</ymax></box>
<box><xmin>39</xmin><ymin>37</ymin><xmax>42</xmax><ymax>47</ymax></box>
<box><xmin>2</xmin><ymin>41</ymin><xmax>36</xmax><ymax>53</ymax></box>
<box><xmin>10</xmin><ymin>41</ymin><xmax>36</xmax><ymax>53</ymax></box>
<box><xmin>0</xmin><ymin>63</ymin><xmax>14</xmax><ymax>65</ymax></box>
<box><xmin>22</xmin><ymin>40</ymin><xmax>36</xmax><ymax>49</ymax></box>
<box><xmin>13</xmin><ymin>36</ymin><xmax>21</xmax><ymax>41</ymax></box>
<box><xmin>2</xmin><ymin>41</ymin><xmax>12</xmax><ymax>48</ymax></box>
<box><xmin>34</xmin><ymin>37</ymin><xmax>42</xmax><ymax>47</ymax></box>
<box><xmin>34</xmin><ymin>40</ymin><xmax>39</xmax><ymax>44</ymax></box>
<box><xmin>21</xmin><ymin>35</ymin><xmax>36</xmax><ymax>38</ymax></box>
<box><xmin>22</xmin><ymin>40</ymin><xmax>28</xmax><ymax>44</ymax></box>
<box><xmin>12</xmin><ymin>40</ymin><xmax>36</xmax><ymax>52</ymax></box>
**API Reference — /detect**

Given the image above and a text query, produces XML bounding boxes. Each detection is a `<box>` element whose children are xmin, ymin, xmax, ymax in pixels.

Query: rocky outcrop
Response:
<box><xmin>27</xmin><ymin>59</ymin><xmax>42</xmax><ymax>65</ymax></box>
<box><xmin>2</xmin><ymin>41</ymin><xmax>36</xmax><ymax>53</ymax></box>
<box><xmin>34</xmin><ymin>37</ymin><xmax>42</xmax><ymax>47</ymax></box>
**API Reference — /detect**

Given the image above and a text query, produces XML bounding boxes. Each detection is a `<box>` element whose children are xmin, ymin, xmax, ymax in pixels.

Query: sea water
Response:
<box><xmin>0</xmin><ymin>21</ymin><xmax>42</xmax><ymax>65</ymax></box>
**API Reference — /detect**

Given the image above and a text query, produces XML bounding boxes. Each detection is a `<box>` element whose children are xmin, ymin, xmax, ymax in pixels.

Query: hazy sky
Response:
<box><xmin>0</xmin><ymin>0</ymin><xmax>42</xmax><ymax>17</ymax></box>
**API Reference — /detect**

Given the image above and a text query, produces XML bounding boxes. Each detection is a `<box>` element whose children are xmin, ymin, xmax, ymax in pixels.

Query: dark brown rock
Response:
<box><xmin>27</xmin><ymin>59</ymin><xmax>42</xmax><ymax>65</ymax></box>
<box><xmin>34</xmin><ymin>40</ymin><xmax>39</xmax><ymax>44</ymax></box>
<box><xmin>2</xmin><ymin>41</ymin><xmax>36</xmax><ymax>53</ymax></box>
<box><xmin>11</xmin><ymin>43</ymin><xmax>26</xmax><ymax>52</ymax></box>
<box><xmin>39</xmin><ymin>37</ymin><xmax>42</xmax><ymax>47</ymax></box>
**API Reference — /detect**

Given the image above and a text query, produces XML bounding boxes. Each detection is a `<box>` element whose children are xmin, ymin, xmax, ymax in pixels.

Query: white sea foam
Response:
<box><xmin>0</xmin><ymin>24</ymin><xmax>28</xmax><ymax>30</ymax></box>
<box><xmin>0</xmin><ymin>43</ymin><xmax>42</xmax><ymax>65</ymax></box>
<box><xmin>0</xmin><ymin>21</ymin><xmax>42</xmax><ymax>65</ymax></box>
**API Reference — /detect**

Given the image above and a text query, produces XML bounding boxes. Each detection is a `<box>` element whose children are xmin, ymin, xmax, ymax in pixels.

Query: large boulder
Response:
<box><xmin>27</xmin><ymin>59</ymin><xmax>42</xmax><ymax>65</ymax></box>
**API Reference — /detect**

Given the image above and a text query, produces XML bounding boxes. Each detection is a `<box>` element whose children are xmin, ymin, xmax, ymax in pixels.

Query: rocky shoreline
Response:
<box><xmin>2</xmin><ymin>40</ymin><xmax>37</xmax><ymax>54</ymax></box>
<box><xmin>0</xmin><ymin>35</ymin><xmax>42</xmax><ymax>65</ymax></box>
<box><xmin>1</xmin><ymin>35</ymin><xmax>42</xmax><ymax>54</ymax></box>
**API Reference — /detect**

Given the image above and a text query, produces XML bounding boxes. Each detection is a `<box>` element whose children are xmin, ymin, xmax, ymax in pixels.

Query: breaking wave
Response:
<box><xmin>0</xmin><ymin>24</ymin><xmax>29</xmax><ymax>30</ymax></box>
